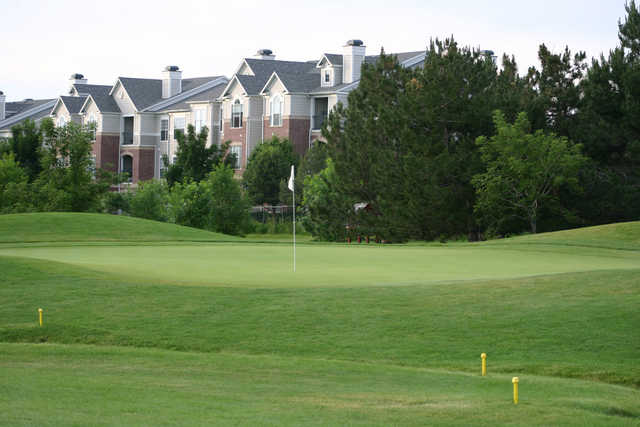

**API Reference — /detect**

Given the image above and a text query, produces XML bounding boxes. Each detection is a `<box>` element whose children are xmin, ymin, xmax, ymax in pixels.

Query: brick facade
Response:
<box><xmin>94</xmin><ymin>133</ymin><xmax>119</xmax><ymax>172</ymax></box>
<box><xmin>120</xmin><ymin>146</ymin><xmax>156</xmax><ymax>184</ymax></box>
<box><xmin>263</xmin><ymin>117</ymin><xmax>310</xmax><ymax>156</ymax></box>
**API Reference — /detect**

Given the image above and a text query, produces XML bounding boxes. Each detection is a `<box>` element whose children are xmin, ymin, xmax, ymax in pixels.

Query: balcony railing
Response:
<box><xmin>312</xmin><ymin>114</ymin><xmax>327</xmax><ymax>130</ymax></box>
<box><xmin>122</xmin><ymin>132</ymin><xmax>133</xmax><ymax>145</ymax></box>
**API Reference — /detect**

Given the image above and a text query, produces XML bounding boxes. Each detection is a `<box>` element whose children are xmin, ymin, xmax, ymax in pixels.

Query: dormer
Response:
<box><xmin>316</xmin><ymin>54</ymin><xmax>343</xmax><ymax>87</ymax></box>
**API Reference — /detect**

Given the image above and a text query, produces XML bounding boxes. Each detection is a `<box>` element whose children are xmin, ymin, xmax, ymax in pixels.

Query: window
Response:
<box><xmin>230</xmin><ymin>145</ymin><xmax>241</xmax><ymax>169</ymax></box>
<box><xmin>270</xmin><ymin>95</ymin><xmax>282</xmax><ymax>126</ymax></box>
<box><xmin>174</xmin><ymin>116</ymin><xmax>185</xmax><ymax>139</ymax></box>
<box><xmin>87</xmin><ymin>114</ymin><xmax>96</xmax><ymax>140</ymax></box>
<box><xmin>324</xmin><ymin>70</ymin><xmax>330</xmax><ymax>83</ymax></box>
<box><xmin>57</xmin><ymin>115</ymin><xmax>66</xmax><ymax>127</ymax></box>
<box><xmin>160</xmin><ymin>119</ymin><xmax>169</xmax><ymax>141</ymax></box>
<box><xmin>231</xmin><ymin>99</ymin><xmax>243</xmax><ymax>128</ymax></box>
<box><xmin>194</xmin><ymin>108</ymin><xmax>206</xmax><ymax>134</ymax></box>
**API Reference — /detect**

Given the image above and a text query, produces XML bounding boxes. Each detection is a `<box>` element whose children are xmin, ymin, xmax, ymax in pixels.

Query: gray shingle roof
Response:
<box><xmin>158</xmin><ymin>83</ymin><xmax>227</xmax><ymax>112</ymax></box>
<box><xmin>73</xmin><ymin>84</ymin><xmax>112</xmax><ymax>96</ymax></box>
<box><xmin>71</xmin><ymin>84</ymin><xmax>120</xmax><ymax>113</ymax></box>
<box><xmin>60</xmin><ymin>96</ymin><xmax>88</xmax><ymax>114</ymax></box>
<box><xmin>0</xmin><ymin>98</ymin><xmax>56</xmax><ymax>131</ymax></box>
<box><xmin>3</xmin><ymin>98</ymin><xmax>55</xmax><ymax>120</ymax></box>
<box><xmin>119</xmin><ymin>76</ymin><xmax>226</xmax><ymax>111</ymax></box>
<box><xmin>236</xmin><ymin>59</ymin><xmax>318</xmax><ymax>95</ymax></box>
<box><xmin>365</xmin><ymin>50</ymin><xmax>425</xmax><ymax>65</ymax></box>
<box><xmin>323</xmin><ymin>54</ymin><xmax>343</xmax><ymax>66</ymax></box>
<box><xmin>118</xmin><ymin>77</ymin><xmax>163</xmax><ymax>111</ymax></box>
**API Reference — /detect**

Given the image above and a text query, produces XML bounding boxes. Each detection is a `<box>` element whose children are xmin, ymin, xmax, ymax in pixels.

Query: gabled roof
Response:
<box><xmin>157</xmin><ymin>80</ymin><xmax>228</xmax><ymax>112</ymax></box>
<box><xmin>80</xmin><ymin>92</ymin><xmax>121</xmax><ymax>114</ymax></box>
<box><xmin>316</xmin><ymin>53</ymin><xmax>343</xmax><ymax>67</ymax></box>
<box><xmin>0</xmin><ymin>98</ymin><xmax>56</xmax><ymax>131</ymax></box>
<box><xmin>261</xmin><ymin>70</ymin><xmax>320</xmax><ymax>95</ymax></box>
<box><xmin>113</xmin><ymin>76</ymin><xmax>227</xmax><ymax>111</ymax></box>
<box><xmin>145</xmin><ymin>76</ymin><xmax>227</xmax><ymax>112</ymax></box>
<box><xmin>58</xmin><ymin>96</ymin><xmax>88</xmax><ymax>114</ymax></box>
<box><xmin>224</xmin><ymin>59</ymin><xmax>318</xmax><ymax>96</ymax></box>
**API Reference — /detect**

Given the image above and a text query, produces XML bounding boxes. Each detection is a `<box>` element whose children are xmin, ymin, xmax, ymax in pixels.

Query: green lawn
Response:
<box><xmin>0</xmin><ymin>213</ymin><xmax>638</xmax><ymax>425</ymax></box>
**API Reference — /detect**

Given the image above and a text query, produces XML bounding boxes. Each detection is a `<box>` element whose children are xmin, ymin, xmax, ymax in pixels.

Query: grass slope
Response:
<box><xmin>0</xmin><ymin>214</ymin><xmax>638</xmax><ymax>425</ymax></box>
<box><xmin>0</xmin><ymin>212</ymin><xmax>241</xmax><ymax>243</ymax></box>
<box><xmin>2</xmin><ymin>343</ymin><xmax>638</xmax><ymax>426</ymax></box>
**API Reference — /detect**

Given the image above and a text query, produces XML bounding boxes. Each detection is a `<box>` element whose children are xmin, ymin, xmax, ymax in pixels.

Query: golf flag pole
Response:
<box><xmin>288</xmin><ymin>165</ymin><xmax>296</xmax><ymax>272</ymax></box>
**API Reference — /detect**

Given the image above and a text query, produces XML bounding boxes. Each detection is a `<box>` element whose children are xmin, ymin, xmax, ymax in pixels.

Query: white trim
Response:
<box><xmin>143</xmin><ymin>76</ymin><xmax>228</xmax><ymax>112</ymax></box>
<box><xmin>0</xmin><ymin>99</ymin><xmax>57</xmax><ymax>130</ymax></box>
<box><xmin>220</xmin><ymin>75</ymin><xmax>249</xmax><ymax>99</ymax></box>
<box><xmin>259</xmin><ymin>72</ymin><xmax>289</xmax><ymax>95</ymax></box>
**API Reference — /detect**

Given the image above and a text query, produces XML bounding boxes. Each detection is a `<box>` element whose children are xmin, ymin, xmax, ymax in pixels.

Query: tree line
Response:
<box><xmin>1</xmin><ymin>2</ymin><xmax>638</xmax><ymax>241</ymax></box>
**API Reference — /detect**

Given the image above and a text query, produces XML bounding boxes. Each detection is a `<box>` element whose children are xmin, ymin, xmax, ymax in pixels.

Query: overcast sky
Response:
<box><xmin>0</xmin><ymin>0</ymin><xmax>629</xmax><ymax>101</ymax></box>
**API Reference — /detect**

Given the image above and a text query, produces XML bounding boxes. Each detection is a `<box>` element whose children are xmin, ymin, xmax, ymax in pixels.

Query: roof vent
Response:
<box><xmin>164</xmin><ymin>65</ymin><xmax>180</xmax><ymax>72</ymax></box>
<box><xmin>346</xmin><ymin>39</ymin><xmax>364</xmax><ymax>46</ymax></box>
<box><xmin>70</xmin><ymin>73</ymin><xmax>84</xmax><ymax>80</ymax></box>
<box><xmin>254</xmin><ymin>49</ymin><xmax>275</xmax><ymax>60</ymax></box>
<box><xmin>23</xmin><ymin>98</ymin><xmax>34</xmax><ymax>102</ymax></box>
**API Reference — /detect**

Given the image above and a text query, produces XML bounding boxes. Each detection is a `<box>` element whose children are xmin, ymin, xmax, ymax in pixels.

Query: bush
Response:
<box><xmin>128</xmin><ymin>180</ymin><xmax>169</xmax><ymax>222</ymax></box>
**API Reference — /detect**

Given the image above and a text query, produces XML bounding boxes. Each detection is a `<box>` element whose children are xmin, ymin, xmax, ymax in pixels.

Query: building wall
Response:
<box><xmin>288</xmin><ymin>94</ymin><xmax>311</xmax><ymax>117</ymax></box>
<box><xmin>120</xmin><ymin>146</ymin><xmax>155</xmax><ymax>184</ymax></box>
<box><xmin>94</xmin><ymin>133</ymin><xmax>119</xmax><ymax>172</ymax></box>
<box><xmin>101</xmin><ymin>113</ymin><xmax>121</xmax><ymax>133</ymax></box>
<box><xmin>113</xmin><ymin>83</ymin><xmax>136</xmax><ymax>115</ymax></box>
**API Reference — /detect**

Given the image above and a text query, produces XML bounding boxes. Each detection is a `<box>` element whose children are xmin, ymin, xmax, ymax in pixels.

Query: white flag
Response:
<box><xmin>288</xmin><ymin>165</ymin><xmax>295</xmax><ymax>191</ymax></box>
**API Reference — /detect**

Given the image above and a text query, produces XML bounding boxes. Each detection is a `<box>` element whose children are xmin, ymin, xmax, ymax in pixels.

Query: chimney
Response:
<box><xmin>254</xmin><ymin>49</ymin><xmax>275</xmax><ymax>60</ymax></box>
<box><xmin>69</xmin><ymin>73</ymin><xmax>88</xmax><ymax>95</ymax></box>
<box><xmin>342</xmin><ymin>39</ymin><xmax>366</xmax><ymax>84</ymax></box>
<box><xmin>0</xmin><ymin>91</ymin><xmax>5</xmax><ymax>121</ymax></box>
<box><xmin>162</xmin><ymin>65</ymin><xmax>182</xmax><ymax>98</ymax></box>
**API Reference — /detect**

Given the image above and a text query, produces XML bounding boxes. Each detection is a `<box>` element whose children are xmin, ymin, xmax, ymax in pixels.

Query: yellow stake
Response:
<box><xmin>38</xmin><ymin>308</ymin><xmax>43</xmax><ymax>327</ymax></box>
<box><xmin>512</xmin><ymin>377</ymin><xmax>519</xmax><ymax>405</ymax></box>
<box><xmin>481</xmin><ymin>353</ymin><xmax>487</xmax><ymax>376</ymax></box>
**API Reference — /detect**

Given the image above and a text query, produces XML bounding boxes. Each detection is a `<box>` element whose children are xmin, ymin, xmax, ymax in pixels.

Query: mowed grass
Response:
<box><xmin>2</xmin><ymin>343</ymin><xmax>639</xmax><ymax>426</ymax></box>
<box><xmin>0</xmin><ymin>212</ymin><xmax>241</xmax><ymax>243</ymax></box>
<box><xmin>0</xmin><ymin>213</ymin><xmax>639</xmax><ymax>425</ymax></box>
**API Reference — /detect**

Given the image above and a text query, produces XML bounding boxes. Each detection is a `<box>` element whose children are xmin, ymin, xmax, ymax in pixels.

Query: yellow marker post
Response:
<box><xmin>481</xmin><ymin>353</ymin><xmax>487</xmax><ymax>376</ymax></box>
<box><xmin>38</xmin><ymin>308</ymin><xmax>43</xmax><ymax>327</ymax></box>
<box><xmin>512</xmin><ymin>377</ymin><xmax>519</xmax><ymax>405</ymax></box>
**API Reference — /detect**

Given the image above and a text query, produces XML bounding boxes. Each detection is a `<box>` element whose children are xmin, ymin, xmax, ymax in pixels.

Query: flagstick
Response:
<box><xmin>293</xmin><ymin>180</ymin><xmax>296</xmax><ymax>273</ymax></box>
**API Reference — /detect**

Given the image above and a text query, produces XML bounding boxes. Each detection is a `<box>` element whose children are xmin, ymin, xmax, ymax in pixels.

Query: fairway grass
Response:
<box><xmin>2</xmin><ymin>343</ymin><xmax>639</xmax><ymax>426</ymax></box>
<box><xmin>1</xmin><ymin>213</ymin><xmax>639</xmax><ymax>425</ymax></box>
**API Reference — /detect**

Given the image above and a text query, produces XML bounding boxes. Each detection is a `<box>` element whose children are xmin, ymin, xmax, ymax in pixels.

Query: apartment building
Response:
<box><xmin>0</xmin><ymin>92</ymin><xmax>56</xmax><ymax>139</ymax></box>
<box><xmin>219</xmin><ymin>40</ymin><xmax>426</xmax><ymax>172</ymax></box>
<box><xmin>49</xmin><ymin>70</ymin><xmax>228</xmax><ymax>183</ymax></box>
<box><xmin>3</xmin><ymin>39</ymin><xmax>427</xmax><ymax>181</ymax></box>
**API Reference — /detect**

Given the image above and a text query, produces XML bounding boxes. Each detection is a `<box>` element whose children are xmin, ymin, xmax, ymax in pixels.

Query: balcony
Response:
<box><xmin>313</xmin><ymin>97</ymin><xmax>329</xmax><ymax>130</ymax></box>
<box><xmin>122</xmin><ymin>131</ymin><xmax>133</xmax><ymax>145</ymax></box>
<box><xmin>312</xmin><ymin>114</ymin><xmax>327</xmax><ymax>131</ymax></box>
